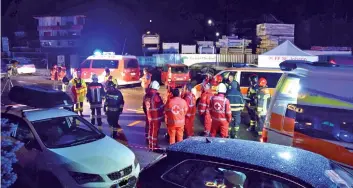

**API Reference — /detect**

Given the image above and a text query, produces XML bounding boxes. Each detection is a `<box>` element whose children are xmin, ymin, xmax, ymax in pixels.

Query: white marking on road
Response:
<box><xmin>128</xmin><ymin>121</ymin><xmax>142</xmax><ymax>127</ymax></box>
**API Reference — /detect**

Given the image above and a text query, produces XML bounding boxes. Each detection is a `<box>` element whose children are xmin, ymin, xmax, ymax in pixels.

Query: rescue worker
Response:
<box><xmin>51</xmin><ymin>65</ymin><xmax>58</xmax><ymax>81</ymax></box>
<box><xmin>142</xmin><ymin>87</ymin><xmax>151</xmax><ymax>142</ymax></box>
<box><xmin>104</xmin><ymin>82</ymin><xmax>124</xmax><ymax>135</ymax></box>
<box><xmin>226</xmin><ymin>73</ymin><xmax>245</xmax><ymax>138</ymax></box>
<box><xmin>87</xmin><ymin>74</ymin><xmax>106</xmax><ymax>127</ymax></box>
<box><xmin>144</xmin><ymin>81</ymin><xmax>164</xmax><ymax>151</ymax></box>
<box><xmin>104</xmin><ymin>67</ymin><xmax>111</xmax><ymax>82</ymax></box>
<box><xmin>165</xmin><ymin>88</ymin><xmax>188</xmax><ymax>144</ymax></box>
<box><xmin>201</xmin><ymin>72</ymin><xmax>213</xmax><ymax>89</ymax></box>
<box><xmin>140</xmin><ymin>68</ymin><xmax>152</xmax><ymax>93</ymax></box>
<box><xmin>182</xmin><ymin>83</ymin><xmax>196</xmax><ymax>138</ymax></box>
<box><xmin>246</xmin><ymin>74</ymin><xmax>259</xmax><ymax>132</ymax></box>
<box><xmin>198</xmin><ymin>83</ymin><xmax>213</xmax><ymax>136</ymax></box>
<box><xmin>256</xmin><ymin>77</ymin><xmax>271</xmax><ymax>136</ymax></box>
<box><xmin>104</xmin><ymin>68</ymin><xmax>118</xmax><ymax>89</ymax></box>
<box><xmin>163</xmin><ymin>83</ymin><xmax>176</xmax><ymax>140</ymax></box>
<box><xmin>70</xmin><ymin>70</ymin><xmax>87</xmax><ymax>116</ymax></box>
<box><xmin>209</xmin><ymin>83</ymin><xmax>232</xmax><ymax>138</ymax></box>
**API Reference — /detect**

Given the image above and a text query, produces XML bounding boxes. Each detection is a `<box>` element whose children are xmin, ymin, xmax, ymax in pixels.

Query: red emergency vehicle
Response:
<box><xmin>161</xmin><ymin>64</ymin><xmax>190</xmax><ymax>88</ymax></box>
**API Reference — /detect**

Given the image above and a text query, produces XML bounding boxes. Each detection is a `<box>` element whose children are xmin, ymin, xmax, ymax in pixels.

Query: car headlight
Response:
<box><xmin>69</xmin><ymin>171</ymin><xmax>104</xmax><ymax>185</ymax></box>
<box><xmin>134</xmin><ymin>156</ymin><xmax>139</xmax><ymax>168</ymax></box>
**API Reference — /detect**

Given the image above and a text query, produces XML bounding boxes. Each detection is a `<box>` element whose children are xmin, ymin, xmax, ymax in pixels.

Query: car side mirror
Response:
<box><xmin>25</xmin><ymin>140</ymin><xmax>40</xmax><ymax>150</ymax></box>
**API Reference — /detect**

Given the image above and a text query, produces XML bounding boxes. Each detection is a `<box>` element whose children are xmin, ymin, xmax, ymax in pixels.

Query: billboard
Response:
<box><xmin>197</xmin><ymin>41</ymin><xmax>214</xmax><ymax>47</ymax></box>
<box><xmin>142</xmin><ymin>34</ymin><xmax>160</xmax><ymax>45</ymax></box>
<box><xmin>162</xmin><ymin>43</ymin><xmax>179</xmax><ymax>53</ymax></box>
<box><xmin>181</xmin><ymin>45</ymin><xmax>196</xmax><ymax>54</ymax></box>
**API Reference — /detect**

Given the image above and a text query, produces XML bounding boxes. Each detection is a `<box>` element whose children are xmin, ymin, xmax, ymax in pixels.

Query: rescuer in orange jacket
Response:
<box><xmin>164</xmin><ymin>88</ymin><xmax>188</xmax><ymax>144</ymax></box>
<box><xmin>209</xmin><ymin>83</ymin><xmax>232</xmax><ymax>138</ymax></box>
<box><xmin>140</xmin><ymin>68</ymin><xmax>152</xmax><ymax>93</ymax></box>
<box><xmin>51</xmin><ymin>65</ymin><xmax>58</xmax><ymax>81</ymax></box>
<box><xmin>144</xmin><ymin>81</ymin><xmax>164</xmax><ymax>152</ymax></box>
<box><xmin>198</xmin><ymin>83</ymin><xmax>214</xmax><ymax>136</ymax></box>
<box><xmin>70</xmin><ymin>70</ymin><xmax>87</xmax><ymax>116</ymax></box>
<box><xmin>182</xmin><ymin>83</ymin><xmax>196</xmax><ymax>138</ymax></box>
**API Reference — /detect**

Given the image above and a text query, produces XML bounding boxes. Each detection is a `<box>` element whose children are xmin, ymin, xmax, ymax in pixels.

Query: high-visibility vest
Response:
<box><xmin>164</xmin><ymin>97</ymin><xmax>188</xmax><ymax>127</ymax></box>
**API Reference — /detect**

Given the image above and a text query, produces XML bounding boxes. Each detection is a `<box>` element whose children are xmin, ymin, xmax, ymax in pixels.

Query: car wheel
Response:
<box><xmin>38</xmin><ymin>172</ymin><xmax>63</xmax><ymax>188</ymax></box>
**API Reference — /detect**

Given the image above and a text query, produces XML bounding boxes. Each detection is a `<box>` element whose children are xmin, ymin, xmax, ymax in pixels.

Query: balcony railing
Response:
<box><xmin>37</xmin><ymin>25</ymin><xmax>83</xmax><ymax>30</ymax></box>
<box><xmin>39</xmin><ymin>35</ymin><xmax>80</xmax><ymax>40</ymax></box>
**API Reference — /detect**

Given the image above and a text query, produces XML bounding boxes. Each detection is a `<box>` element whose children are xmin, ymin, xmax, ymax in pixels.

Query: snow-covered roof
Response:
<box><xmin>263</xmin><ymin>40</ymin><xmax>314</xmax><ymax>56</ymax></box>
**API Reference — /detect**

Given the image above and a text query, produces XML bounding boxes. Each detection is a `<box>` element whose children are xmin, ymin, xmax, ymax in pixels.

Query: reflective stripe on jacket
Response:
<box><xmin>164</xmin><ymin>97</ymin><xmax>188</xmax><ymax>127</ymax></box>
<box><xmin>209</xmin><ymin>94</ymin><xmax>232</xmax><ymax>123</ymax></box>
<box><xmin>257</xmin><ymin>86</ymin><xmax>271</xmax><ymax>115</ymax></box>
<box><xmin>87</xmin><ymin>82</ymin><xmax>105</xmax><ymax>106</ymax></box>
<box><xmin>226</xmin><ymin>81</ymin><xmax>245</xmax><ymax>112</ymax></box>
<box><xmin>145</xmin><ymin>90</ymin><xmax>164</xmax><ymax>121</ymax></box>
<box><xmin>104</xmin><ymin>90</ymin><xmax>124</xmax><ymax>112</ymax></box>
<box><xmin>198</xmin><ymin>91</ymin><xmax>213</xmax><ymax>115</ymax></box>
<box><xmin>183</xmin><ymin>92</ymin><xmax>196</xmax><ymax>117</ymax></box>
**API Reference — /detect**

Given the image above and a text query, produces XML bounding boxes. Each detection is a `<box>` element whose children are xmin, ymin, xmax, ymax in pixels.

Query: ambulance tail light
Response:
<box><xmin>261</xmin><ymin>128</ymin><xmax>268</xmax><ymax>143</ymax></box>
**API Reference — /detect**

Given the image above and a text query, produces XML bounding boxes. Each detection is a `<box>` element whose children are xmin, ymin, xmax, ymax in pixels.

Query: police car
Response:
<box><xmin>2</xmin><ymin>86</ymin><xmax>140</xmax><ymax>188</ymax></box>
<box><xmin>137</xmin><ymin>137</ymin><xmax>353</xmax><ymax>188</ymax></box>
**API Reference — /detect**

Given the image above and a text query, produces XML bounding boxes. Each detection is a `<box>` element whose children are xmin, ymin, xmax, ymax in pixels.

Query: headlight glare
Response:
<box><xmin>69</xmin><ymin>171</ymin><xmax>104</xmax><ymax>185</ymax></box>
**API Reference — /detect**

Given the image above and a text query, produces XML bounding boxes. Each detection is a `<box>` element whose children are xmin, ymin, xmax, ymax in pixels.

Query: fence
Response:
<box><xmin>137</xmin><ymin>54</ymin><xmax>258</xmax><ymax>67</ymax></box>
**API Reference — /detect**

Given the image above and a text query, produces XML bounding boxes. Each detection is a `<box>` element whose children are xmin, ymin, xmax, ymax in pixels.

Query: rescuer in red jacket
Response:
<box><xmin>209</xmin><ymin>83</ymin><xmax>232</xmax><ymax>138</ymax></box>
<box><xmin>198</xmin><ymin>83</ymin><xmax>214</xmax><ymax>136</ymax></box>
<box><xmin>143</xmin><ymin>81</ymin><xmax>164</xmax><ymax>152</ymax></box>
<box><xmin>182</xmin><ymin>83</ymin><xmax>196</xmax><ymax>138</ymax></box>
<box><xmin>164</xmin><ymin>88</ymin><xmax>188</xmax><ymax>144</ymax></box>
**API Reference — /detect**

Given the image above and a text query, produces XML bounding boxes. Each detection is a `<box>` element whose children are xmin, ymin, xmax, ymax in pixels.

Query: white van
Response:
<box><xmin>262</xmin><ymin>61</ymin><xmax>353</xmax><ymax>168</ymax></box>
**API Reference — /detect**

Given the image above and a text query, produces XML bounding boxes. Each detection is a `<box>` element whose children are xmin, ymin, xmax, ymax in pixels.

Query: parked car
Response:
<box><xmin>138</xmin><ymin>137</ymin><xmax>353</xmax><ymax>188</ymax></box>
<box><xmin>15</xmin><ymin>57</ymin><xmax>36</xmax><ymax>75</ymax></box>
<box><xmin>2</xmin><ymin>85</ymin><xmax>140</xmax><ymax>188</ymax></box>
<box><xmin>161</xmin><ymin>64</ymin><xmax>190</xmax><ymax>88</ymax></box>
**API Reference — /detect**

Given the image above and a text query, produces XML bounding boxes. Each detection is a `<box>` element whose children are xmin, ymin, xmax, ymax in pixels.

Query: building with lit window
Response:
<box><xmin>34</xmin><ymin>15</ymin><xmax>85</xmax><ymax>49</ymax></box>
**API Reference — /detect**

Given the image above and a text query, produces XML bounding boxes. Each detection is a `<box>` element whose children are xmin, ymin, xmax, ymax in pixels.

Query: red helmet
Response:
<box><xmin>258</xmin><ymin>77</ymin><xmax>267</xmax><ymax>87</ymax></box>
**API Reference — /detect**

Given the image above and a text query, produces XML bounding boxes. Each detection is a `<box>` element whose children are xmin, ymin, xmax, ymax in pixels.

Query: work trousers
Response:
<box><xmin>257</xmin><ymin>115</ymin><xmax>266</xmax><ymax>136</ymax></box>
<box><xmin>210</xmin><ymin>120</ymin><xmax>229</xmax><ymax>138</ymax></box>
<box><xmin>107</xmin><ymin>111</ymin><xmax>121</xmax><ymax>128</ymax></box>
<box><xmin>144</xmin><ymin>116</ymin><xmax>149</xmax><ymax>139</ymax></box>
<box><xmin>200</xmin><ymin>112</ymin><xmax>212</xmax><ymax>135</ymax></box>
<box><xmin>168</xmin><ymin>126</ymin><xmax>184</xmax><ymax>145</ymax></box>
<box><xmin>74</xmin><ymin>102</ymin><xmax>84</xmax><ymax>115</ymax></box>
<box><xmin>229</xmin><ymin>111</ymin><xmax>241</xmax><ymax>138</ymax></box>
<box><xmin>90</xmin><ymin>107</ymin><xmax>102</xmax><ymax>126</ymax></box>
<box><xmin>148</xmin><ymin>120</ymin><xmax>161</xmax><ymax>150</ymax></box>
<box><xmin>184</xmin><ymin>116</ymin><xmax>195</xmax><ymax>137</ymax></box>
<box><xmin>246</xmin><ymin>105</ymin><xmax>258</xmax><ymax>130</ymax></box>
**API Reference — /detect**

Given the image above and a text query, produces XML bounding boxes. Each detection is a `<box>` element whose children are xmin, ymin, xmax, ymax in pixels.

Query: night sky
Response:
<box><xmin>2</xmin><ymin>0</ymin><xmax>353</xmax><ymax>55</ymax></box>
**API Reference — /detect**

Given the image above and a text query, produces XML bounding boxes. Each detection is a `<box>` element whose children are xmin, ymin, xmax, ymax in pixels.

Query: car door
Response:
<box><xmin>161</xmin><ymin>159</ymin><xmax>308</xmax><ymax>188</ymax></box>
<box><xmin>2</xmin><ymin>114</ymin><xmax>42</xmax><ymax>180</ymax></box>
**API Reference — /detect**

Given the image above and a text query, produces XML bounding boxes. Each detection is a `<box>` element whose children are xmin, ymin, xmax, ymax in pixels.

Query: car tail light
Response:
<box><xmin>260</xmin><ymin>128</ymin><xmax>268</xmax><ymax>142</ymax></box>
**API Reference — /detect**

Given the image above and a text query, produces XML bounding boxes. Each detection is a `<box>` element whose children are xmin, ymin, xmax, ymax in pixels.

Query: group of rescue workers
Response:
<box><xmin>60</xmin><ymin>66</ymin><xmax>271</xmax><ymax>153</ymax></box>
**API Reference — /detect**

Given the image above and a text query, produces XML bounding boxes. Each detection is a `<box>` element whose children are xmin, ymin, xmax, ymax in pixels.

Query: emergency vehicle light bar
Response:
<box><xmin>279</xmin><ymin>60</ymin><xmax>340</xmax><ymax>71</ymax></box>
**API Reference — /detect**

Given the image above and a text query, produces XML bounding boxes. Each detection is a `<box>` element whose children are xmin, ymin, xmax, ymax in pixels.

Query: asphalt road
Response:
<box><xmin>1</xmin><ymin>75</ymin><xmax>258</xmax><ymax>168</ymax></box>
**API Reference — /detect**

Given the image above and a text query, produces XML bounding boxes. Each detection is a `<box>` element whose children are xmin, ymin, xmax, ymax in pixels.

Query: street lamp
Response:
<box><xmin>207</xmin><ymin>19</ymin><xmax>213</xmax><ymax>26</ymax></box>
<box><xmin>149</xmin><ymin>20</ymin><xmax>152</xmax><ymax>23</ymax></box>
<box><xmin>146</xmin><ymin>31</ymin><xmax>151</xmax><ymax>34</ymax></box>
<box><xmin>216</xmin><ymin>32</ymin><xmax>220</xmax><ymax>37</ymax></box>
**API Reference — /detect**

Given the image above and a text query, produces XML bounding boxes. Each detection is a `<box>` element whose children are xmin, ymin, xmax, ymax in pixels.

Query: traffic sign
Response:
<box><xmin>57</xmin><ymin>55</ymin><xmax>65</xmax><ymax>66</ymax></box>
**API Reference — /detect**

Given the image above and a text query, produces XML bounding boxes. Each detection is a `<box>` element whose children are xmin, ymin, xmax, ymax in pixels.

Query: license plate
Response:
<box><xmin>131</xmin><ymin>73</ymin><xmax>136</xmax><ymax>76</ymax></box>
<box><xmin>176</xmin><ymin>78</ymin><xmax>183</xmax><ymax>81</ymax></box>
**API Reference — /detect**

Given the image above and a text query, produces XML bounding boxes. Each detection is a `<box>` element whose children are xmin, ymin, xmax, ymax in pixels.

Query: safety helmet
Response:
<box><xmin>249</xmin><ymin>74</ymin><xmax>258</xmax><ymax>83</ymax></box>
<box><xmin>91</xmin><ymin>74</ymin><xmax>98</xmax><ymax>81</ymax></box>
<box><xmin>149</xmin><ymin>80</ymin><xmax>160</xmax><ymax>90</ymax></box>
<box><xmin>258</xmin><ymin>77</ymin><xmax>267</xmax><ymax>87</ymax></box>
<box><xmin>106</xmin><ymin>81</ymin><xmax>116</xmax><ymax>90</ymax></box>
<box><xmin>217</xmin><ymin>83</ymin><xmax>227</xmax><ymax>93</ymax></box>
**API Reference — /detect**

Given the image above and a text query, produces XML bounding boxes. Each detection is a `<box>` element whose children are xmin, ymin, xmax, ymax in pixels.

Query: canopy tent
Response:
<box><xmin>258</xmin><ymin>40</ymin><xmax>319</xmax><ymax>68</ymax></box>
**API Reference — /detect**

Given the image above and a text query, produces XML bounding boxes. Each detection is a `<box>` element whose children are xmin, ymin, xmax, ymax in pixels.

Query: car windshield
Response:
<box><xmin>124</xmin><ymin>59</ymin><xmax>139</xmax><ymax>68</ymax></box>
<box><xmin>328</xmin><ymin>162</ymin><xmax>353</xmax><ymax>187</ymax></box>
<box><xmin>31</xmin><ymin>116</ymin><xmax>105</xmax><ymax>149</ymax></box>
<box><xmin>92</xmin><ymin>60</ymin><xmax>119</xmax><ymax>69</ymax></box>
<box><xmin>171</xmin><ymin>66</ymin><xmax>188</xmax><ymax>73</ymax></box>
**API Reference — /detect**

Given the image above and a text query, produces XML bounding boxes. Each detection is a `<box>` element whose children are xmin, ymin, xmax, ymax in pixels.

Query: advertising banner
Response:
<box><xmin>162</xmin><ymin>43</ymin><xmax>179</xmax><ymax>53</ymax></box>
<box><xmin>181</xmin><ymin>45</ymin><xmax>196</xmax><ymax>54</ymax></box>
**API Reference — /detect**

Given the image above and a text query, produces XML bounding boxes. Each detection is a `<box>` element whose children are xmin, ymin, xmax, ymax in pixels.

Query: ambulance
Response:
<box><xmin>262</xmin><ymin>61</ymin><xmax>353</xmax><ymax>168</ymax></box>
<box><xmin>77</xmin><ymin>52</ymin><xmax>141</xmax><ymax>85</ymax></box>
<box><xmin>191</xmin><ymin>67</ymin><xmax>283</xmax><ymax>103</ymax></box>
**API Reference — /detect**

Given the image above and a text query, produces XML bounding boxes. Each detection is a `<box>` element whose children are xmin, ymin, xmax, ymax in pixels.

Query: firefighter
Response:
<box><xmin>182</xmin><ymin>83</ymin><xmax>196</xmax><ymax>138</ymax></box>
<box><xmin>209</xmin><ymin>83</ymin><xmax>232</xmax><ymax>138</ymax></box>
<box><xmin>104</xmin><ymin>68</ymin><xmax>118</xmax><ymax>89</ymax></box>
<box><xmin>87</xmin><ymin>74</ymin><xmax>105</xmax><ymax>127</ymax></box>
<box><xmin>198</xmin><ymin>83</ymin><xmax>213</xmax><ymax>136</ymax></box>
<box><xmin>256</xmin><ymin>77</ymin><xmax>271</xmax><ymax>136</ymax></box>
<box><xmin>165</xmin><ymin>88</ymin><xmax>188</xmax><ymax>144</ymax></box>
<box><xmin>140</xmin><ymin>68</ymin><xmax>152</xmax><ymax>93</ymax></box>
<box><xmin>104</xmin><ymin>82</ymin><xmax>124</xmax><ymax>136</ymax></box>
<box><xmin>226</xmin><ymin>73</ymin><xmax>245</xmax><ymax>138</ymax></box>
<box><xmin>144</xmin><ymin>81</ymin><xmax>164</xmax><ymax>152</ymax></box>
<box><xmin>246</xmin><ymin>74</ymin><xmax>259</xmax><ymax>132</ymax></box>
<box><xmin>58</xmin><ymin>66</ymin><xmax>67</xmax><ymax>81</ymax></box>
<box><xmin>70</xmin><ymin>70</ymin><xmax>87</xmax><ymax>116</ymax></box>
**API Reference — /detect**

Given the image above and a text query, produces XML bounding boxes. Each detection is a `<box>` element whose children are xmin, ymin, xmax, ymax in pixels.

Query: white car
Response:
<box><xmin>2</xmin><ymin>105</ymin><xmax>140</xmax><ymax>188</ymax></box>
<box><xmin>15</xmin><ymin>57</ymin><xmax>36</xmax><ymax>74</ymax></box>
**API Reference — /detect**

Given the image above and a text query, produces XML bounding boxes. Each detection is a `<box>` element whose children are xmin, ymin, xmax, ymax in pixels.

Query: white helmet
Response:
<box><xmin>217</xmin><ymin>83</ymin><xmax>227</xmax><ymax>93</ymax></box>
<box><xmin>149</xmin><ymin>81</ymin><xmax>160</xmax><ymax>90</ymax></box>
<box><xmin>91</xmin><ymin>74</ymin><xmax>98</xmax><ymax>81</ymax></box>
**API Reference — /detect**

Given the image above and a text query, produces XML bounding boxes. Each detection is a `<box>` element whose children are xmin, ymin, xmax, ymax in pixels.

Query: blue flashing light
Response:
<box><xmin>93</xmin><ymin>49</ymin><xmax>102</xmax><ymax>56</ymax></box>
